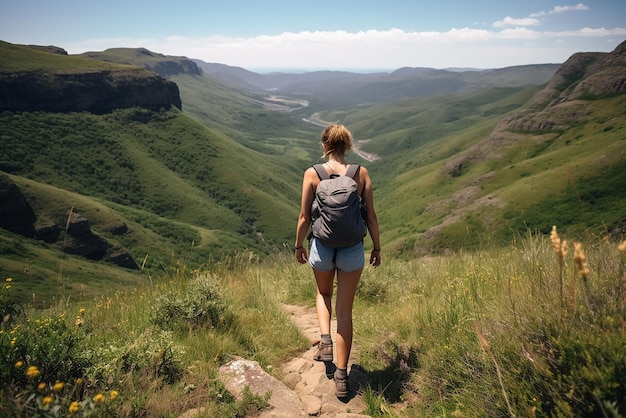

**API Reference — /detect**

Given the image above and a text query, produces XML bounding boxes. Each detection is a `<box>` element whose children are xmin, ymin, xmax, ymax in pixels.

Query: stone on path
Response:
<box><xmin>219</xmin><ymin>357</ymin><xmax>307</xmax><ymax>417</ymax></box>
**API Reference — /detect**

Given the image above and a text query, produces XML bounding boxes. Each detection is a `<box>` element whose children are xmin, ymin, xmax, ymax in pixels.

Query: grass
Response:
<box><xmin>0</xmin><ymin>41</ymin><xmax>141</xmax><ymax>74</ymax></box>
<box><xmin>1</xmin><ymin>228</ymin><xmax>625</xmax><ymax>417</ymax></box>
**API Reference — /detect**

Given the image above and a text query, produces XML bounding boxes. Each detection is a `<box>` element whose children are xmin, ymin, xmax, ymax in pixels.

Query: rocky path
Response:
<box><xmin>218</xmin><ymin>304</ymin><xmax>371</xmax><ymax>417</ymax></box>
<box><xmin>280</xmin><ymin>304</ymin><xmax>369</xmax><ymax>417</ymax></box>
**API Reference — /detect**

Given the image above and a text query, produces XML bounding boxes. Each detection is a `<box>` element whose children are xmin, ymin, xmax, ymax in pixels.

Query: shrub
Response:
<box><xmin>150</xmin><ymin>273</ymin><xmax>234</xmax><ymax>333</ymax></box>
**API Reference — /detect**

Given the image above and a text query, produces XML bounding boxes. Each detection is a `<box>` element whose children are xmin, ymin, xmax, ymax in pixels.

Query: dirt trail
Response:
<box><xmin>280</xmin><ymin>304</ymin><xmax>370</xmax><ymax>417</ymax></box>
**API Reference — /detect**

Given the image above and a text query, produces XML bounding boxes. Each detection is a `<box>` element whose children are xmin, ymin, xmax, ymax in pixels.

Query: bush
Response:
<box><xmin>150</xmin><ymin>273</ymin><xmax>234</xmax><ymax>333</ymax></box>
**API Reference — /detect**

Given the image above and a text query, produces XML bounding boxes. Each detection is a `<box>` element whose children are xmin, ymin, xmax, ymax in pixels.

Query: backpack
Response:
<box><xmin>310</xmin><ymin>163</ymin><xmax>367</xmax><ymax>248</ymax></box>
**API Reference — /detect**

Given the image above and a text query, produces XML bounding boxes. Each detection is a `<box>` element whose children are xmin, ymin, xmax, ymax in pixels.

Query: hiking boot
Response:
<box><xmin>334</xmin><ymin>374</ymin><xmax>348</xmax><ymax>398</ymax></box>
<box><xmin>313</xmin><ymin>340</ymin><xmax>333</xmax><ymax>362</ymax></box>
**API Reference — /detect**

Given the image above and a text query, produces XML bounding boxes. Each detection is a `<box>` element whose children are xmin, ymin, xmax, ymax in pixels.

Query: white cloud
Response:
<box><xmin>496</xmin><ymin>3</ymin><xmax>590</xmax><ymax>28</ymax></box>
<box><xmin>493</xmin><ymin>17</ymin><xmax>540</xmax><ymax>28</ymax></box>
<box><xmin>62</xmin><ymin>26</ymin><xmax>624</xmax><ymax>70</ymax></box>
<box><xmin>531</xmin><ymin>3</ymin><xmax>589</xmax><ymax>18</ymax></box>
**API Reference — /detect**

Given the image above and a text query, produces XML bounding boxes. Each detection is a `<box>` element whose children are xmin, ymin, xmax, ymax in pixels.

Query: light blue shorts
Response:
<box><xmin>309</xmin><ymin>238</ymin><xmax>365</xmax><ymax>273</ymax></box>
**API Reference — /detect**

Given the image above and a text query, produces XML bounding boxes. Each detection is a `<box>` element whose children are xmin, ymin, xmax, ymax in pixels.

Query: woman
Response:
<box><xmin>294</xmin><ymin>124</ymin><xmax>381</xmax><ymax>398</ymax></box>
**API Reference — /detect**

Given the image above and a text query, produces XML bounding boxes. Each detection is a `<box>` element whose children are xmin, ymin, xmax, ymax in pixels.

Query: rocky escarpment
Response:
<box><xmin>0</xmin><ymin>41</ymin><xmax>182</xmax><ymax>113</ymax></box>
<box><xmin>0</xmin><ymin>69</ymin><xmax>181</xmax><ymax>113</ymax></box>
<box><xmin>80</xmin><ymin>47</ymin><xmax>203</xmax><ymax>77</ymax></box>
<box><xmin>0</xmin><ymin>174</ymin><xmax>138</xmax><ymax>269</ymax></box>
<box><xmin>498</xmin><ymin>39</ymin><xmax>626</xmax><ymax>132</ymax></box>
<box><xmin>443</xmin><ymin>39</ymin><xmax>626</xmax><ymax>178</ymax></box>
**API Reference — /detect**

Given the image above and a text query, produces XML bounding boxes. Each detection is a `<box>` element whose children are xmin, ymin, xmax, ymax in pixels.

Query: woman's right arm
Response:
<box><xmin>295</xmin><ymin>168</ymin><xmax>317</xmax><ymax>263</ymax></box>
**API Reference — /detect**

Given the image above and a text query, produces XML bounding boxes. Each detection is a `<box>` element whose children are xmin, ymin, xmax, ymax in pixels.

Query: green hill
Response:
<box><xmin>1</xmin><ymin>39</ymin><xmax>625</xmax><ymax>304</ymax></box>
<box><xmin>0</xmin><ymin>42</ymin><xmax>317</xmax><ymax>303</ymax></box>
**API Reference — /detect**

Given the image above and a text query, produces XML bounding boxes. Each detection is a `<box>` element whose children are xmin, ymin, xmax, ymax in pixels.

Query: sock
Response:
<box><xmin>335</xmin><ymin>367</ymin><xmax>347</xmax><ymax>379</ymax></box>
<box><xmin>321</xmin><ymin>334</ymin><xmax>332</xmax><ymax>345</ymax></box>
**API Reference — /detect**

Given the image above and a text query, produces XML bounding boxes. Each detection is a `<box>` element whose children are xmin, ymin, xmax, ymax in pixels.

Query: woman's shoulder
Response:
<box><xmin>356</xmin><ymin>164</ymin><xmax>370</xmax><ymax>176</ymax></box>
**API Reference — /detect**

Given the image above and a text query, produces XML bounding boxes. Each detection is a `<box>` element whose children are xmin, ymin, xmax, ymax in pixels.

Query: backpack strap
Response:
<box><xmin>312</xmin><ymin>164</ymin><xmax>330</xmax><ymax>180</ymax></box>
<box><xmin>345</xmin><ymin>164</ymin><xmax>360</xmax><ymax>179</ymax></box>
<box><xmin>313</xmin><ymin>163</ymin><xmax>360</xmax><ymax>180</ymax></box>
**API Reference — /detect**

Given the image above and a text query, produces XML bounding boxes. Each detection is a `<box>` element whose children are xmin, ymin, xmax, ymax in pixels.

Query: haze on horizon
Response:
<box><xmin>1</xmin><ymin>0</ymin><xmax>625</xmax><ymax>71</ymax></box>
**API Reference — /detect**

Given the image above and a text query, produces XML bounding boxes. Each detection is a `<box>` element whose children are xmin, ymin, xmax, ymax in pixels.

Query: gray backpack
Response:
<box><xmin>310</xmin><ymin>164</ymin><xmax>367</xmax><ymax>248</ymax></box>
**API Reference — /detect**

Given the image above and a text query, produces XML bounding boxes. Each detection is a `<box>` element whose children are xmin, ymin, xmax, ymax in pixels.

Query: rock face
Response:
<box><xmin>62</xmin><ymin>212</ymin><xmax>138</xmax><ymax>269</ymax></box>
<box><xmin>499</xmin><ymin>39</ymin><xmax>626</xmax><ymax>132</ymax></box>
<box><xmin>0</xmin><ymin>173</ymin><xmax>138</xmax><ymax>269</ymax></box>
<box><xmin>0</xmin><ymin>175</ymin><xmax>36</xmax><ymax>236</ymax></box>
<box><xmin>0</xmin><ymin>70</ymin><xmax>181</xmax><ymax>113</ymax></box>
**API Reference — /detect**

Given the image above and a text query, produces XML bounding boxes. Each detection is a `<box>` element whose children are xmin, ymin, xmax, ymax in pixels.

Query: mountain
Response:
<box><xmin>0</xmin><ymin>38</ymin><xmax>624</xmax><ymax>302</ymax></box>
<box><xmin>80</xmin><ymin>47</ymin><xmax>203</xmax><ymax>77</ymax></box>
<box><xmin>0</xmin><ymin>42</ymin><xmax>181</xmax><ymax>112</ymax></box>
<box><xmin>349</xmin><ymin>40</ymin><xmax>626</xmax><ymax>253</ymax></box>
<box><xmin>193</xmin><ymin>59</ymin><xmax>560</xmax><ymax>108</ymax></box>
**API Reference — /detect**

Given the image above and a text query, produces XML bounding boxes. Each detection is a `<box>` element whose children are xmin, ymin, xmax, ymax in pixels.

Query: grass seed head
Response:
<box><xmin>573</xmin><ymin>242</ymin><xmax>590</xmax><ymax>279</ymax></box>
<box><xmin>550</xmin><ymin>225</ymin><xmax>567</xmax><ymax>260</ymax></box>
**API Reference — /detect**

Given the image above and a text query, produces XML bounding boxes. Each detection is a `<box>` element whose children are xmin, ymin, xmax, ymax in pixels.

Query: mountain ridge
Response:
<box><xmin>0</xmin><ymin>39</ymin><xmax>624</xmax><ymax>301</ymax></box>
<box><xmin>0</xmin><ymin>41</ymin><xmax>181</xmax><ymax>112</ymax></box>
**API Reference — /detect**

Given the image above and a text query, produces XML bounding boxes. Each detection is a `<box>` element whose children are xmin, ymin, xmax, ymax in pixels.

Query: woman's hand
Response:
<box><xmin>295</xmin><ymin>247</ymin><xmax>308</xmax><ymax>264</ymax></box>
<box><xmin>369</xmin><ymin>249</ymin><xmax>381</xmax><ymax>267</ymax></box>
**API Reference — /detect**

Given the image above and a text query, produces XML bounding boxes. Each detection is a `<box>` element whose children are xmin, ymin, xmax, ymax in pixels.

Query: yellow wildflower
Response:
<box><xmin>93</xmin><ymin>393</ymin><xmax>105</xmax><ymax>403</ymax></box>
<box><xmin>110</xmin><ymin>390</ymin><xmax>119</xmax><ymax>400</ymax></box>
<box><xmin>76</xmin><ymin>378</ymin><xmax>83</xmax><ymax>385</ymax></box>
<box><xmin>26</xmin><ymin>365</ymin><xmax>40</xmax><ymax>378</ymax></box>
<box><xmin>69</xmin><ymin>401</ymin><xmax>80</xmax><ymax>413</ymax></box>
<box><xmin>38</xmin><ymin>383</ymin><xmax>46</xmax><ymax>391</ymax></box>
<box><xmin>14</xmin><ymin>361</ymin><xmax>23</xmax><ymax>368</ymax></box>
<box><xmin>43</xmin><ymin>396</ymin><xmax>54</xmax><ymax>405</ymax></box>
<box><xmin>52</xmin><ymin>382</ymin><xmax>64</xmax><ymax>391</ymax></box>
<box><xmin>5</xmin><ymin>285</ymin><xmax>10</xmax><ymax>289</ymax></box>
<box><xmin>79</xmin><ymin>308</ymin><xmax>86</xmax><ymax>315</ymax></box>
<box><xmin>5</xmin><ymin>278</ymin><xmax>12</xmax><ymax>282</ymax></box>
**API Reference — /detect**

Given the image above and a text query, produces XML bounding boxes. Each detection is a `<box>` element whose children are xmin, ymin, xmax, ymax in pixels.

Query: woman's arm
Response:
<box><xmin>294</xmin><ymin>167</ymin><xmax>317</xmax><ymax>263</ymax></box>
<box><xmin>360</xmin><ymin>166</ymin><xmax>381</xmax><ymax>266</ymax></box>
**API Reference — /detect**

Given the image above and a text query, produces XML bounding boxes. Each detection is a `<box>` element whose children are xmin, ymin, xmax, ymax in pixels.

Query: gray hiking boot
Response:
<box><xmin>334</xmin><ymin>374</ymin><xmax>348</xmax><ymax>398</ymax></box>
<box><xmin>313</xmin><ymin>341</ymin><xmax>333</xmax><ymax>362</ymax></box>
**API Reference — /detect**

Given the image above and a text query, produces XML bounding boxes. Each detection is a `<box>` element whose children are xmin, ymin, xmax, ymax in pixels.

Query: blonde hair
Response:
<box><xmin>320</xmin><ymin>124</ymin><xmax>353</xmax><ymax>157</ymax></box>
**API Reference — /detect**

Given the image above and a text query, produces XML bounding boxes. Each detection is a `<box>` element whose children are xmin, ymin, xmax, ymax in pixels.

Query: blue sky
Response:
<box><xmin>1</xmin><ymin>0</ymin><xmax>625</xmax><ymax>71</ymax></box>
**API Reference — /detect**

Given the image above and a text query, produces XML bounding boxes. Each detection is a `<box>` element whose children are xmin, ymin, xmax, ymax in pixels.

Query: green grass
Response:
<box><xmin>1</xmin><ymin>230</ymin><xmax>624</xmax><ymax>416</ymax></box>
<box><xmin>0</xmin><ymin>41</ymin><xmax>140</xmax><ymax>73</ymax></box>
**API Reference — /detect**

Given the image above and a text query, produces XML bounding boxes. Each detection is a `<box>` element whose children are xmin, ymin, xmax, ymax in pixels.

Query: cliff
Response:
<box><xmin>0</xmin><ymin>41</ymin><xmax>182</xmax><ymax>112</ymax></box>
<box><xmin>80</xmin><ymin>47</ymin><xmax>203</xmax><ymax>77</ymax></box>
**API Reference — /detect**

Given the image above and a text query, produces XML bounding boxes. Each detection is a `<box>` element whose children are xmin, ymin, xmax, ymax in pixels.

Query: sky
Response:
<box><xmin>1</xmin><ymin>0</ymin><xmax>625</xmax><ymax>71</ymax></box>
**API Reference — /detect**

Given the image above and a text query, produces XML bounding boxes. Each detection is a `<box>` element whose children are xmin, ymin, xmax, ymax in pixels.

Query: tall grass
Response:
<box><xmin>1</xmin><ymin>230</ymin><xmax>624</xmax><ymax>417</ymax></box>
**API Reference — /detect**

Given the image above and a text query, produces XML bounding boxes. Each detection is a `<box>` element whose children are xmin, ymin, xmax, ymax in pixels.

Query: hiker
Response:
<box><xmin>294</xmin><ymin>124</ymin><xmax>381</xmax><ymax>398</ymax></box>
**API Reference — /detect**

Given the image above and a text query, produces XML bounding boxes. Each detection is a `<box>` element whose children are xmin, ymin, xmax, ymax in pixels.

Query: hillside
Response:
<box><xmin>0</xmin><ymin>42</ymin><xmax>310</xmax><ymax>303</ymax></box>
<box><xmin>348</xmin><ymin>40</ymin><xmax>626</xmax><ymax>253</ymax></box>
<box><xmin>0</xmin><ymin>39</ymin><xmax>625</xmax><ymax>303</ymax></box>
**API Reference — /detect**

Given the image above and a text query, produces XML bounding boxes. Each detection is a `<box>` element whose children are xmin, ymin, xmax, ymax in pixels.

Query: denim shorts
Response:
<box><xmin>309</xmin><ymin>238</ymin><xmax>365</xmax><ymax>272</ymax></box>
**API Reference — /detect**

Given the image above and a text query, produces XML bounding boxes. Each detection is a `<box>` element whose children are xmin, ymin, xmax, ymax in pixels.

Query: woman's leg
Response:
<box><xmin>334</xmin><ymin>268</ymin><xmax>363</xmax><ymax>369</ymax></box>
<box><xmin>313</xmin><ymin>268</ymin><xmax>336</xmax><ymax>335</ymax></box>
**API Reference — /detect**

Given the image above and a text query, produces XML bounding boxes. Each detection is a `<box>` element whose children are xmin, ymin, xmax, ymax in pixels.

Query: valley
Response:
<box><xmin>0</xmin><ymin>39</ymin><xmax>625</xmax><ymax>301</ymax></box>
